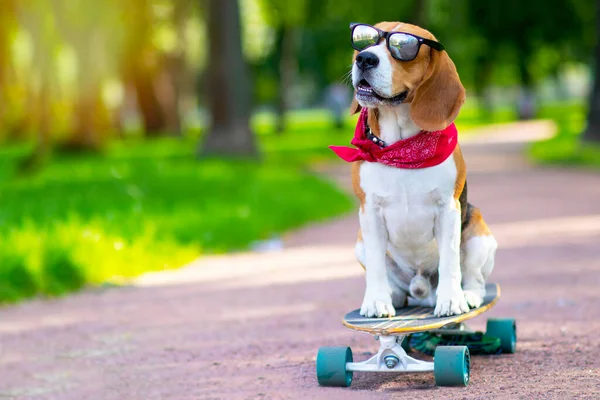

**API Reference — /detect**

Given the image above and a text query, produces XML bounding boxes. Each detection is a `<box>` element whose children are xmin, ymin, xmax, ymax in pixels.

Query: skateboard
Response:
<box><xmin>316</xmin><ymin>283</ymin><xmax>516</xmax><ymax>387</ymax></box>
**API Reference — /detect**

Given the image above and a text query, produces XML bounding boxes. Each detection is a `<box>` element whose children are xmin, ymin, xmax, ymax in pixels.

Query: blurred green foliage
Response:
<box><xmin>255</xmin><ymin>0</ymin><xmax>596</xmax><ymax>106</ymax></box>
<box><xmin>0</xmin><ymin>0</ymin><xmax>596</xmax><ymax>145</ymax></box>
<box><xmin>0</xmin><ymin>112</ymin><xmax>364</xmax><ymax>303</ymax></box>
<box><xmin>258</xmin><ymin>101</ymin><xmax>519</xmax><ymax>164</ymax></box>
<box><xmin>531</xmin><ymin>134</ymin><xmax>600</xmax><ymax>167</ymax></box>
<box><xmin>529</xmin><ymin>102</ymin><xmax>600</xmax><ymax>166</ymax></box>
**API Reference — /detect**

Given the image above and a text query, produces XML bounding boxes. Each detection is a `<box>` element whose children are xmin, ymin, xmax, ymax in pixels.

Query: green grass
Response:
<box><xmin>254</xmin><ymin>101</ymin><xmax>517</xmax><ymax>166</ymax></box>
<box><xmin>530</xmin><ymin>134</ymin><xmax>600</xmax><ymax>167</ymax></box>
<box><xmin>528</xmin><ymin>101</ymin><xmax>599</xmax><ymax>167</ymax></box>
<box><xmin>0</xmin><ymin>125</ymin><xmax>355</xmax><ymax>303</ymax></box>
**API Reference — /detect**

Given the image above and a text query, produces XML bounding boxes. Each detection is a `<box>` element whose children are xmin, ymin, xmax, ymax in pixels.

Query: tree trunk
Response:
<box><xmin>162</xmin><ymin>0</ymin><xmax>192</xmax><ymax>137</ymax></box>
<box><xmin>19</xmin><ymin>78</ymin><xmax>51</xmax><ymax>172</ymax></box>
<box><xmin>473</xmin><ymin>54</ymin><xmax>493</xmax><ymax>121</ymax></box>
<box><xmin>61</xmin><ymin>30</ymin><xmax>109</xmax><ymax>152</ymax></box>
<box><xmin>411</xmin><ymin>0</ymin><xmax>428</xmax><ymax>25</ymax></box>
<box><xmin>199</xmin><ymin>0</ymin><xmax>257</xmax><ymax>157</ymax></box>
<box><xmin>275</xmin><ymin>26</ymin><xmax>296</xmax><ymax>134</ymax></box>
<box><xmin>516</xmin><ymin>55</ymin><xmax>536</xmax><ymax>120</ymax></box>
<box><xmin>132</xmin><ymin>60</ymin><xmax>168</xmax><ymax>137</ymax></box>
<box><xmin>62</xmin><ymin>85</ymin><xmax>107</xmax><ymax>151</ymax></box>
<box><xmin>582</xmin><ymin>1</ymin><xmax>600</xmax><ymax>143</ymax></box>
<box><xmin>159</xmin><ymin>55</ymin><xmax>183</xmax><ymax>136</ymax></box>
<box><xmin>0</xmin><ymin>0</ymin><xmax>15</xmax><ymax>132</ymax></box>
<box><xmin>120</xmin><ymin>0</ymin><xmax>169</xmax><ymax>137</ymax></box>
<box><xmin>36</xmin><ymin>80</ymin><xmax>51</xmax><ymax>159</ymax></box>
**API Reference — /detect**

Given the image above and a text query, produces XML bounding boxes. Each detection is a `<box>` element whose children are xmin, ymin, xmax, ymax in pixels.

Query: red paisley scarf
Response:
<box><xmin>329</xmin><ymin>108</ymin><xmax>458</xmax><ymax>169</ymax></box>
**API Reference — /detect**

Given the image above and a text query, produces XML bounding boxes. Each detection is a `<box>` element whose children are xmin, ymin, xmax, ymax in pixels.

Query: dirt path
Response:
<box><xmin>2</xmin><ymin>121</ymin><xmax>600</xmax><ymax>399</ymax></box>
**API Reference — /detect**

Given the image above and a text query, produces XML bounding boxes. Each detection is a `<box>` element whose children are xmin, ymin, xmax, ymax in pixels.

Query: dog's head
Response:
<box><xmin>350</xmin><ymin>22</ymin><xmax>465</xmax><ymax>132</ymax></box>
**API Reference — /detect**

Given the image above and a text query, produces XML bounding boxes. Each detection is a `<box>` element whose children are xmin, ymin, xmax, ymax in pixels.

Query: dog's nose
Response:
<box><xmin>356</xmin><ymin>51</ymin><xmax>379</xmax><ymax>71</ymax></box>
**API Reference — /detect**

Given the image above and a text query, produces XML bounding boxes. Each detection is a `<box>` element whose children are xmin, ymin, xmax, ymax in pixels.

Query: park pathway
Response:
<box><xmin>2</xmin><ymin>120</ymin><xmax>600</xmax><ymax>399</ymax></box>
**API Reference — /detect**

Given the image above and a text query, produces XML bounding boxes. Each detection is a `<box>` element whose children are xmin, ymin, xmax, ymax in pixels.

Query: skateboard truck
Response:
<box><xmin>347</xmin><ymin>335</ymin><xmax>434</xmax><ymax>373</ymax></box>
<box><xmin>316</xmin><ymin>283</ymin><xmax>516</xmax><ymax>388</ymax></box>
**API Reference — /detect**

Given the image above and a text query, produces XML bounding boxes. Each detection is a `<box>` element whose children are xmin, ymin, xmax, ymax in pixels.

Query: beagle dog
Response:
<box><xmin>333</xmin><ymin>22</ymin><xmax>497</xmax><ymax>318</ymax></box>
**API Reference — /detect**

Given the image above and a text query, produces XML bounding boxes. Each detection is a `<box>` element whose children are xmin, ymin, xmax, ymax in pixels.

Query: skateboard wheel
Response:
<box><xmin>316</xmin><ymin>346</ymin><xmax>353</xmax><ymax>387</ymax></box>
<box><xmin>400</xmin><ymin>336</ymin><xmax>411</xmax><ymax>353</ymax></box>
<box><xmin>486</xmin><ymin>318</ymin><xmax>516</xmax><ymax>354</ymax></box>
<box><xmin>434</xmin><ymin>346</ymin><xmax>470</xmax><ymax>387</ymax></box>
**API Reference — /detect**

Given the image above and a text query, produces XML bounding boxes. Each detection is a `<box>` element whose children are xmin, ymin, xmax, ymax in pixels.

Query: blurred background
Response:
<box><xmin>0</xmin><ymin>0</ymin><xmax>598</xmax><ymax>303</ymax></box>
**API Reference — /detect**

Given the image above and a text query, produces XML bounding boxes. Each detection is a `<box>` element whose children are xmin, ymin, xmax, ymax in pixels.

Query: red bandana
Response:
<box><xmin>329</xmin><ymin>109</ymin><xmax>458</xmax><ymax>169</ymax></box>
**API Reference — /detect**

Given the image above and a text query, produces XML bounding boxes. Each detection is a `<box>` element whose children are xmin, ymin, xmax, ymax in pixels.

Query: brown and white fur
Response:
<box><xmin>350</xmin><ymin>22</ymin><xmax>497</xmax><ymax>317</ymax></box>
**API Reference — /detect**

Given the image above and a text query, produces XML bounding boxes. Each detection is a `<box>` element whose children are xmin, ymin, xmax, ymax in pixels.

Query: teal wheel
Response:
<box><xmin>401</xmin><ymin>335</ymin><xmax>411</xmax><ymax>353</ymax></box>
<box><xmin>434</xmin><ymin>346</ymin><xmax>470</xmax><ymax>387</ymax></box>
<box><xmin>486</xmin><ymin>318</ymin><xmax>516</xmax><ymax>354</ymax></box>
<box><xmin>316</xmin><ymin>346</ymin><xmax>353</xmax><ymax>387</ymax></box>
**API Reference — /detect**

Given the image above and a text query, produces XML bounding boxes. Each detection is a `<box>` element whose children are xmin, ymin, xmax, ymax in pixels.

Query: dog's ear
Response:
<box><xmin>349</xmin><ymin>95</ymin><xmax>362</xmax><ymax>115</ymax></box>
<box><xmin>410</xmin><ymin>49</ymin><xmax>465</xmax><ymax>131</ymax></box>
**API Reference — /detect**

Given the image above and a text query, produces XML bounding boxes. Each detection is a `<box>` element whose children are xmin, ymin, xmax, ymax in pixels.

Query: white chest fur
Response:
<box><xmin>359</xmin><ymin>156</ymin><xmax>457</xmax><ymax>273</ymax></box>
<box><xmin>357</xmin><ymin>104</ymin><xmax>459</xmax><ymax>276</ymax></box>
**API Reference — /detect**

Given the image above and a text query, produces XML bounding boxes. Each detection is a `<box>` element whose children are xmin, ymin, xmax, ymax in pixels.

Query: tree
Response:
<box><xmin>410</xmin><ymin>0</ymin><xmax>428</xmax><ymax>26</ymax></box>
<box><xmin>16</xmin><ymin>0</ymin><xmax>59</xmax><ymax>169</ymax></box>
<box><xmin>161</xmin><ymin>0</ymin><xmax>196</xmax><ymax>136</ymax></box>
<box><xmin>582</xmin><ymin>0</ymin><xmax>600</xmax><ymax>143</ymax></box>
<box><xmin>263</xmin><ymin>0</ymin><xmax>307</xmax><ymax>133</ymax></box>
<box><xmin>0</xmin><ymin>1</ymin><xmax>46</xmax><ymax>143</ymax></box>
<box><xmin>273</xmin><ymin>24</ymin><xmax>297</xmax><ymax>133</ymax></box>
<box><xmin>121</xmin><ymin>0</ymin><xmax>175</xmax><ymax>137</ymax></box>
<box><xmin>51</xmin><ymin>0</ymin><xmax>117</xmax><ymax>151</ymax></box>
<box><xmin>199</xmin><ymin>0</ymin><xmax>258</xmax><ymax>157</ymax></box>
<box><xmin>465</xmin><ymin>0</ymin><xmax>583</xmax><ymax>119</ymax></box>
<box><xmin>0</xmin><ymin>1</ymin><xmax>14</xmax><ymax>121</ymax></box>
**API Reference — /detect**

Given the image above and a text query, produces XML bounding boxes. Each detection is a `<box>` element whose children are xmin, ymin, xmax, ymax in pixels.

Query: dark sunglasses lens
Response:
<box><xmin>388</xmin><ymin>33</ymin><xmax>419</xmax><ymax>60</ymax></box>
<box><xmin>352</xmin><ymin>25</ymin><xmax>379</xmax><ymax>50</ymax></box>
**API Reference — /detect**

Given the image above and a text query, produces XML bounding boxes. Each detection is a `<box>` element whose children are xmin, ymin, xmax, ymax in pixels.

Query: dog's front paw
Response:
<box><xmin>463</xmin><ymin>290</ymin><xmax>483</xmax><ymax>309</ymax></box>
<box><xmin>434</xmin><ymin>287</ymin><xmax>469</xmax><ymax>317</ymax></box>
<box><xmin>360</xmin><ymin>292</ymin><xmax>396</xmax><ymax>318</ymax></box>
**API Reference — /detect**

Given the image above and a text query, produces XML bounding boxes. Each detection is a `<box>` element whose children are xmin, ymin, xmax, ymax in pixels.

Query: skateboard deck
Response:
<box><xmin>343</xmin><ymin>283</ymin><xmax>499</xmax><ymax>336</ymax></box>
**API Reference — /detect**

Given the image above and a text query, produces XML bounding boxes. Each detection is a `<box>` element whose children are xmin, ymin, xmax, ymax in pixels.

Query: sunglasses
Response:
<box><xmin>350</xmin><ymin>23</ymin><xmax>445</xmax><ymax>62</ymax></box>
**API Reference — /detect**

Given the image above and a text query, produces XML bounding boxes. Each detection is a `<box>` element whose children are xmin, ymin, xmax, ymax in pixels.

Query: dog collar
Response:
<box><xmin>365</xmin><ymin>121</ymin><xmax>387</xmax><ymax>148</ymax></box>
<box><xmin>329</xmin><ymin>108</ymin><xmax>458</xmax><ymax>169</ymax></box>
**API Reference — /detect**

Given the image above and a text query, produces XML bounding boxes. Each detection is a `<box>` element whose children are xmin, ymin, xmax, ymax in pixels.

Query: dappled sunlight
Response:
<box><xmin>492</xmin><ymin>215</ymin><xmax>600</xmax><ymax>249</ymax></box>
<box><xmin>133</xmin><ymin>214</ymin><xmax>600</xmax><ymax>291</ymax></box>
<box><xmin>0</xmin><ymin>310</ymin><xmax>94</xmax><ymax>335</ymax></box>
<box><xmin>134</xmin><ymin>245</ymin><xmax>360</xmax><ymax>288</ymax></box>
<box><xmin>220</xmin><ymin>260</ymin><xmax>364</xmax><ymax>290</ymax></box>
<box><xmin>461</xmin><ymin>120</ymin><xmax>557</xmax><ymax>145</ymax></box>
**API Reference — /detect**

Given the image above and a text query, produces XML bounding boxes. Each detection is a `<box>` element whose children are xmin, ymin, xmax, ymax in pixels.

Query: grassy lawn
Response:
<box><xmin>0</xmin><ymin>121</ymin><xmax>357</xmax><ymax>303</ymax></box>
<box><xmin>256</xmin><ymin>101</ymin><xmax>517</xmax><ymax>165</ymax></box>
<box><xmin>528</xmin><ymin>102</ymin><xmax>600</xmax><ymax>167</ymax></box>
